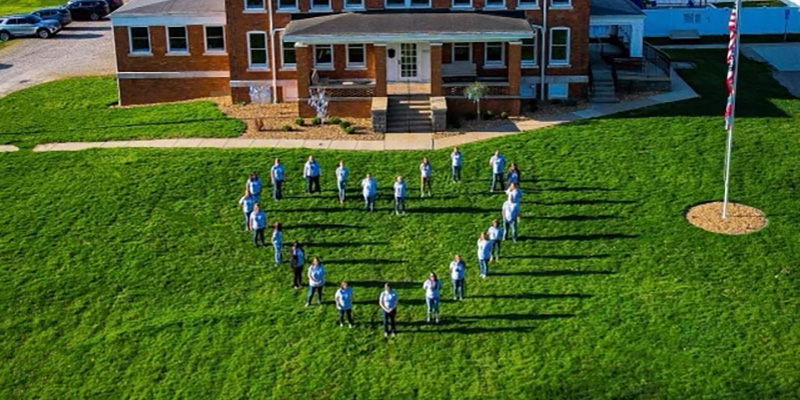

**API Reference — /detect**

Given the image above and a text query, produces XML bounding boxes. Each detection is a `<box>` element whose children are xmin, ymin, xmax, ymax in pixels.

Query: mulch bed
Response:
<box><xmin>685</xmin><ymin>201</ymin><xmax>767</xmax><ymax>235</ymax></box>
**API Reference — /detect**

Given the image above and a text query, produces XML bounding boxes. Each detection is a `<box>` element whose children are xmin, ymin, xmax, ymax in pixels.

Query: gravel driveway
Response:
<box><xmin>0</xmin><ymin>20</ymin><xmax>115</xmax><ymax>97</ymax></box>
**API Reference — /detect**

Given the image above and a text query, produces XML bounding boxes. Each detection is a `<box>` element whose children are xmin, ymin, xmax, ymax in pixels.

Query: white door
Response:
<box><xmin>387</xmin><ymin>43</ymin><xmax>421</xmax><ymax>82</ymax></box>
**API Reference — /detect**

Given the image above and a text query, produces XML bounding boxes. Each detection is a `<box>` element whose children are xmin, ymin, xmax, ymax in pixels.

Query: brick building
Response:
<box><xmin>111</xmin><ymin>0</ymin><xmax>647</xmax><ymax>131</ymax></box>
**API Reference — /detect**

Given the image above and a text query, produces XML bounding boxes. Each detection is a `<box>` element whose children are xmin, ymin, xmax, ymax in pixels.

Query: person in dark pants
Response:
<box><xmin>249</xmin><ymin>203</ymin><xmax>267</xmax><ymax>247</ymax></box>
<box><xmin>449</xmin><ymin>254</ymin><xmax>466</xmax><ymax>300</ymax></box>
<box><xmin>489</xmin><ymin>150</ymin><xmax>506</xmax><ymax>192</ymax></box>
<box><xmin>379</xmin><ymin>283</ymin><xmax>398</xmax><ymax>337</ymax></box>
<box><xmin>305</xmin><ymin>257</ymin><xmax>325</xmax><ymax>306</ymax></box>
<box><xmin>271</xmin><ymin>222</ymin><xmax>283</xmax><ymax>265</ymax></box>
<box><xmin>246</xmin><ymin>171</ymin><xmax>263</xmax><ymax>203</ymax></box>
<box><xmin>419</xmin><ymin>157</ymin><xmax>432</xmax><ymax>197</ymax></box>
<box><xmin>270</xmin><ymin>158</ymin><xmax>285</xmax><ymax>200</ymax></box>
<box><xmin>303</xmin><ymin>155</ymin><xmax>321</xmax><ymax>194</ymax></box>
<box><xmin>507</xmin><ymin>162</ymin><xmax>521</xmax><ymax>187</ymax></box>
<box><xmin>335</xmin><ymin>281</ymin><xmax>355</xmax><ymax>328</ymax></box>
<box><xmin>393</xmin><ymin>176</ymin><xmax>406</xmax><ymax>215</ymax></box>
<box><xmin>450</xmin><ymin>147</ymin><xmax>462</xmax><ymax>182</ymax></box>
<box><xmin>487</xmin><ymin>219</ymin><xmax>504</xmax><ymax>262</ymax></box>
<box><xmin>238</xmin><ymin>188</ymin><xmax>256</xmax><ymax>232</ymax></box>
<box><xmin>290</xmin><ymin>242</ymin><xmax>304</xmax><ymax>290</ymax></box>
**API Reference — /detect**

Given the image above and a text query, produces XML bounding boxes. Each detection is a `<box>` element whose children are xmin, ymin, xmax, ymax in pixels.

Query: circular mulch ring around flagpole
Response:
<box><xmin>685</xmin><ymin>201</ymin><xmax>767</xmax><ymax>235</ymax></box>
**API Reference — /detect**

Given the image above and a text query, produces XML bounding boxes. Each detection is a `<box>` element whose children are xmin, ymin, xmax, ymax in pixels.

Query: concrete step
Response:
<box><xmin>590</xmin><ymin>96</ymin><xmax>618</xmax><ymax>103</ymax></box>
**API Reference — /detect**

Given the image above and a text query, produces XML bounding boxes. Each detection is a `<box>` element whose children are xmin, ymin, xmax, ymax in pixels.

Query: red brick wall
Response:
<box><xmin>299</xmin><ymin>99</ymin><xmax>372</xmax><ymax>118</ymax></box>
<box><xmin>119</xmin><ymin>77</ymin><xmax>230</xmax><ymax>106</ymax></box>
<box><xmin>114</xmin><ymin>26</ymin><xmax>229</xmax><ymax>73</ymax></box>
<box><xmin>524</xmin><ymin>0</ymin><xmax>590</xmax><ymax>77</ymax></box>
<box><xmin>446</xmin><ymin>98</ymin><xmax>521</xmax><ymax>118</ymax></box>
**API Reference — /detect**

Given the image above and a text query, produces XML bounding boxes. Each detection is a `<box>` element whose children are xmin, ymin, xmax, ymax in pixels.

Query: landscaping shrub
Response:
<box><xmin>311</xmin><ymin>116</ymin><xmax>322</xmax><ymax>125</ymax></box>
<box><xmin>339</xmin><ymin>121</ymin><xmax>352</xmax><ymax>129</ymax></box>
<box><xmin>500</xmin><ymin>111</ymin><xmax>509</xmax><ymax>120</ymax></box>
<box><xmin>328</xmin><ymin>116</ymin><xmax>341</xmax><ymax>125</ymax></box>
<box><xmin>343</xmin><ymin>126</ymin><xmax>356</xmax><ymax>134</ymax></box>
<box><xmin>282</xmin><ymin>124</ymin><xmax>292</xmax><ymax>132</ymax></box>
<box><xmin>484</xmin><ymin>110</ymin><xmax>494</xmax><ymax>120</ymax></box>
<box><xmin>294</xmin><ymin>117</ymin><xmax>305</xmax><ymax>126</ymax></box>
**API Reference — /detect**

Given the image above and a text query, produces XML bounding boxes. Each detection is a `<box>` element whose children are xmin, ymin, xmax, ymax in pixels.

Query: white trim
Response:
<box><xmin>166</xmin><ymin>25</ymin><xmax>189</xmax><ymax>55</ymax></box>
<box><xmin>548</xmin><ymin>27</ymin><xmax>570</xmax><ymax>66</ymax></box>
<box><xmin>343</xmin><ymin>0</ymin><xmax>365</xmax><ymax>9</ymax></box>
<box><xmin>128</xmin><ymin>26</ymin><xmax>151</xmax><ymax>55</ymax></box>
<box><xmin>230</xmin><ymin>79</ymin><xmax>296</xmax><ymax>88</ymax></box>
<box><xmin>203</xmin><ymin>25</ymin><xmax>226</xmax><ymax>54</ymax></box>
<box><xmin>483</xmin><ymin>42</ymin><xmax>505</xmax><ymax>68</ymax></box>
<box><xmin>283</xmin><ymin>32</ymin><xmax>532</xmax><ymax>44</ymax></box>
<box><xmin>244</xmin><ymin>0</ymin><xmax>266</xmax><ymax>11</ymax></box>
<box><xmin>111</xmin><ymin>14</ymin><xmax>226</xmax><ymax>26</ymax></box>
<box><xmin>451</xmin><ymin>0</ymin><xmax>472</xmax><ymax>7</ymax></box>
<box><xmin>451</xmin><ymin>42</ymin><xmax>472</xmax><ymax>63</ymax></box>
<box><xmin>247</xmin><ymin>30</ymin><xmax>270</xmax><ymax>69</ymax></box>
<box><xmin>346</xmin><ymin>43</ymin><xmax>366</xmax><ymax>69</ymax></box>
<box><xmin>313</xmin><ymin>44</ymin><xmax>334</xmax><ymax>69</ymax></box>
<box><xmin>118</xmin><ymin>71</ymin><xmax>230</xmax><ymax>79</ymax></box>
<box><xmin>589</xmin><ymin>15</ymin><xmax>646</xmax><ymax>25</ymax></box>
<box><xmin>384</xmin><ymin>0</ymin><xmax>431</xmax><ymax>7</ymax></box>
<box><xmin>310</xmin><ymin>0</ymin><xmax>332</xmax><ymax>10</ymax></box>
<box><xmin>549</xmin><ymin>0</ymin><xmax>571</xmax><ymax>6</ymax></box>
<box><xmin>277</xmin><ymin>0</ymin><xmax>299</xmax><ymax>11</ymax></box>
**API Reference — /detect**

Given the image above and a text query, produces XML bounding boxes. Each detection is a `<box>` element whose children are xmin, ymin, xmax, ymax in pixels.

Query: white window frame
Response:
<box><xmin>549</xmin><ymin>27</ymin><xmax>570</xmax><ymax>66</ymax></box>
<box><xmin>548</xmin><ymin>83</ymin><xmax>568</xmax><ymax>99</ymax></box>
<box><xmin>166</xmin><ymin>25</ymin><xmax>189</xmax><ymax>55</ymax></box>
<box><xmin>313</xmin><ymin>44</ymin><xmax>334</xmax><ymax>70</ymax></box>
<box><xmin>344</xmin><ymin>0</ymin><xmax>365</xmax><ymax>9</ymax></box>
<box><xmin>521</xmin><ymin>35</ymin><xmax>537</xmax><ymax>67</ymax></box>
<box><xmin>451</xmin><ymin>0</ymin><xmax>471</xmax><ymax>7</ymax></box>
<box><xmin>483</xmin><ymin>42</ymin><xmax>505</xmax><ymax>68</ymax></box>
<box><xmin>550</xmin><ymin>0</ymin><xmax>571</xmax><ymax>8</ymax></box>
<box><xmin>277</xmin><ymin>0</ymin><xmax>299</xmax><ymax>11</ymax></box>
<box><xmin>280</xmin><ymin>36</ymin><xmax>296</xmax><ymax>70</ymax></box>
<box><xmin>518</xmin><ymin>0</ymin><xmax>538</xmax><ymax>9</ymax></box>
<box><xmin>128</xmin><ymin>26</ymin><xmax>151</xmax><ymax>55</ymax></box>
<box><xmin>244</xmin><ymin>0</ymin><xmax>266</xmax><ymax>11</ymax></box>
<box><xmin>247</xmin><ymin>31</ymin><xmax>269</xmax><ymax>70</ymax></box>
<box><xmin>451</xmin><ymin>42</ymin><xmax>472</xmax><ymax>63</ymax></box>
<box><xmin>385</xmin><ymin>0</ymin><xmax>431</xmax><ymax>8</ymax></box>
<box><xmin>346</xmin><ymin>44</ymin><xmax>366</xmax><ymax>69</ymax></box>
<box><xmin>311</xmin><ymin>0</ymin><xmax>332</xmax><ymax>11</ymax></box>
<box><xmin>203</xmin><ymin>25</ymin><xmax>226</xmax><ymax>54</ymax></box>
<box><xmin>483</xmin><ymin>0</ymin><xmax>505</xmax><ymax>8</ymax></box>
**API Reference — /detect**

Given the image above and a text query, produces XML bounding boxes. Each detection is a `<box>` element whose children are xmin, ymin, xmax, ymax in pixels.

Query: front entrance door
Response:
<box><xmin>387</xmin><ymin>43</ymin><xmax>422</xmax><ymax>82</ymax></box>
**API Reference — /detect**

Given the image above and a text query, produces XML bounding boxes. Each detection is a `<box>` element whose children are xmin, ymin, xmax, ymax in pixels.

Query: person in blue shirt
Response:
<box><xmin>335</xmin><ymin>160</ymin><xmax>349</xmax><ymax>204</ymax></box>
<box><xmin>361</xmin><ymin>174</ymin><xmax>377</xmax><ymax>212</ymax></box>
<box><xmin>489</xmin><ymin>150</ymin><xmax>506</xmax><ymax>192</ymax></box>
<box><xmin>334</xmin><ymin>281</ymin><xmax>355</xmax><ymax>328</ymax></box>
<box><xmin>271</xmin><ymin>222</ymin><xmax>283</xmax><ymax>265</ymax></box>
<box><xmin>290</xmin><ymin>242</ymin><xmax>304</xmax><ymax>290</ymax></box>
<box><xmin>305</xmin><ymin>257</ymin><xmax>325</xmax><ymax>306</ymax></box>
<box><xmin>449</xmin><ymin>255</ymin><xmax>466</xmax><ymax>300</ymax></box>
<box><xmin>507</xmin><ymin>162</ymin><xmax>520</xmax><ymax>187</ymax></box>
<box><xmin>238</xmin><ymin>188</ymin><xmax>256</xmax><ymax>232</ymax></box>
<box><xmin>246</xmin><ymin>171</ymin><xmax>262</xmax><ymax>203</ymax></box>
<box><xmin>249</xmin><ymin>203</ymin><xmax>267</xmax><ymax>247</ymax></box>
<box><xmin>505</xmin><ymin>182</ymin><xmax>522</xmax><ymax>204</ymax></box>
<box><xmin>303</xmin><ymin>155</ymin><xmax>321</xmax><ymax>194</ymax></box>
<box><xmin>419</xmin><ymin>157</ymin><xmax>432</xmax><ymax>197</ymax></box>
<box><xmin>393</xmin><ymin>176</ymin><xmax>406</xmax><ymax>215</ymax></box>
<box><xmin>270</xmin><ymin>158</ymin><xmax>285</xmax><ymax>201</ymax></box>
<box><xmin>379</xmin><ymin>283</ymin><xmax>398</xmax><ymax>337</ymax></box>
<box><xmin>487</xmin><ymin>219</ymin><xmax>504</xmax><ymax>262</ymax></box>
<box><xmin>502</xmin><ymin>197</ymin><xmax>520</xmax><ymax>242</ymax></box>
<box><xmin>422</xmin><ymin>273</ymin><xmax>442</xmax><ymax>324</ymax></box>
<box><xmin>450</xmin><ymin>147</ymin><xmax>463</xmax><ymax>182</ymax></box>
<box><xmin>477</xmin><ymin>232</ymin><xmax>492</xmax><ymax>278</ymax></box>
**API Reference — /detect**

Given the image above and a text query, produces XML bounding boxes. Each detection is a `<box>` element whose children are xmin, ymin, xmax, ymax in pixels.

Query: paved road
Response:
<box><xmin>0</xmin><ymin>20</ymin><xmax>115</xmax><ymax>97</ymax></box>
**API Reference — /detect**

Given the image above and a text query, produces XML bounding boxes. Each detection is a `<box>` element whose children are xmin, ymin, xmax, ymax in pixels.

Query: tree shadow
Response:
<box><xmin>456</xmin><ymin>313</ymin><xmax>575</xmax><ymax>321</ymax></box>
<box><xmin>492</xmin><ymin>269</ymin><xmax>615</xmax><ymax>277</ymax></box>
<box><xmin>0</xmin><ymin>64</ymin><xmax>10</xmax><ymax>71</ymax></box>
<box><xmin>525</xmin><ymin>199</ymin><xmax>637</xmax><ymax>206</ymax></box>
<box><xmin>56</xmin><ymin>33</ymin><xmax>103</xmax><ymax>39</ymax></box>
<box><xmin>502</xmin><ymin>254</ymin><xmax>611</xmax><ymax>260</ymax></box>
<box><xmin>310</xmin><ymin>241</ymin><xmax>389</xmax><ymax>248</ymax></box>
<box><xmin>325</xmin><ymin>258</ymin><xmax>406</xmax><ymax>265</ymax></box>
<box><xmin>284</xmin><ymin>223</ymin><xmax>365</xmax><ymax>230</ymax></box>
<box><xmin>408</xmin><ymin>206</ymin><xmax>495</xmax><ymax>214</ymax></box>
<box><xmin>345</xmin><ymin>280</ymin><xmax>420</xmax><ymax>289</ymax></box>
<box><xmin>531</xmin><ymin>215</ymin><xmax>621</xmax><ymax>221</ymax></box>
<box><xmin>65</xmin><ymin>25</ymin><xmax>111</xmax><ymax>31</ymax></box>
<box><xmin>469</xmin><ymin>293</ymin><xmax>592</xmax><ymax>300</ymax></box>
<box><xmin>534</xmin><ymin>186</ymin><xmax>617</xmax><ymax>192</ymax></box>
<box><xmin>518</xmin><ymin>233</ymin><xmax>638</xmax><ymax>241</ymax></box>
<box><xmin>402</xmin><ymin>326</ymin><xmax>539</xmax><ymax>334</ymax></box>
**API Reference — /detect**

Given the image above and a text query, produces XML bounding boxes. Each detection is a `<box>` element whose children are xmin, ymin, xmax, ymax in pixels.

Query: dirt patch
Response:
<box><xmin>686</xmin><ymin>201</ymin><xmax>767</xmax><ymax>235</ymax></box>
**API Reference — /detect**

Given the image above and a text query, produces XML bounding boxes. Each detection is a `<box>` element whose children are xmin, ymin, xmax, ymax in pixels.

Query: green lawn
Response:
<box><xmin>1</xmin><ymin>51</ymin><xmax>799</xmax><ymax>399</ymax></box>
<box><xmin>0</xmin><ymin>76</ymin><xmax>245</xmax><ymax>149</ymax></box>
<box><xmin>0</xmin><ymin>0</ymin><xmax>66</xmax><ymax>14</ymax></box>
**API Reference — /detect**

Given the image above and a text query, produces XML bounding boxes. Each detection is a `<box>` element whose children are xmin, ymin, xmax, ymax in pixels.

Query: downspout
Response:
<box><xmin>540</xmin><ymin>0</ymin><xmax>548</xmax><ymax>100</ymax></box>
<box><xmin>268</xmin><ymin>0</ymin><xmax>277</xmax><ymax>103</ymax></box>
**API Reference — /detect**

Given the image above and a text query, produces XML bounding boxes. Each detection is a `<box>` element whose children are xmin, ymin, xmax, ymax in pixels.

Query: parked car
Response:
<box><xmin>64</xmin><ymin>0</ymin><xmax>110</xmax><ymax>21</ymax></box>
<box><xmin>31</xmin><ymin>7</ymin><xmax>72</xmax><ymax>27</ymax></box>
<box><xmin>104</xmin><ymin>0</ymin><xmax>124</xmax><ymax>11</ymax></box>
<box><xmin>0</xmin><ymin>15</ymin><xmax>61</xmax><ymax>41</ymax></box>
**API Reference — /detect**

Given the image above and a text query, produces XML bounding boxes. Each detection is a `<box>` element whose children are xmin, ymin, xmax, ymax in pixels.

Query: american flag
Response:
<box><xmin>724</xmin><ymin>8</ymin><xmax>738</xmax><ymax>131</ymax></box>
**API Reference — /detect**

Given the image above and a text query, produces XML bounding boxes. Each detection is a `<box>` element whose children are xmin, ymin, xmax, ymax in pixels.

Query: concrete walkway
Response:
<box><xmin>0</xmin><ymin>145</ymin><xmax>19</xmax><ymax>152</ymax></box>
<box><xmin>30</xmin><ymin>72</ymin><xmax>698</xmax><ymax>153</ymax></box>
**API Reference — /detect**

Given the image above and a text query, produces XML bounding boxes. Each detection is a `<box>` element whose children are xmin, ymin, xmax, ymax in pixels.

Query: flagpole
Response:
<box><xmin>722</xmin><ymin>0</ymin><xmax>742</xmax><ymax>219</ymax></box>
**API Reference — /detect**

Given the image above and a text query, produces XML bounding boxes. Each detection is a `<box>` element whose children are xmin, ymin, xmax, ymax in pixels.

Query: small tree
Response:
<box><xmin>465</xmin><ymin>81</ymin><xmax>489</xmax><ymax>121</ymax></box>
<box><xmin>307</xmin><ymin>88</ymin><xmax>329</xmax><ymax>121</ymax></box>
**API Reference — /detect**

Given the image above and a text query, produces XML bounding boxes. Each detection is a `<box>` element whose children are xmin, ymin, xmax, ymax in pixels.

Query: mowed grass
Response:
<box><xmin>1</xmin><ymin>51</ymin><xmax>800</xmax><ymax>399</ymax></box>
<box><xmin>0</xmin><ymin>0</ymin><xmax>68</xmax><ymax>14</ymax></box>
<box><xmin>0</xmin><ymin>76</ymin><xmax>245</xmax><ymax>148</ymax></box>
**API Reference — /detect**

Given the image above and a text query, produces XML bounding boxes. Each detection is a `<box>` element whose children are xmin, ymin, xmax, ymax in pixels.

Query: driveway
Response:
<box><xmin>0</xmin><ymin>20</ymin><xmax>115</xmax><ymax>97</ymax></box>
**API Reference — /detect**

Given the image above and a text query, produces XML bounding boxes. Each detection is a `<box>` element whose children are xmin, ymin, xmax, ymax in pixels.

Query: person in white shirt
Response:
<box><xmin>270</xmin><ymin>158</ymin><xmax>285</xmax><ymax>201</ymax></box>
<box><xmin>450</xmin><ymin>147</ymin><xmax>463</xmax><ymax>182</ymax></box>
<box><xmin>271</xmin><ymin>222</ymin><xmax>283</xmax><ymax>265</ymax></box>
<box><xmin>379</xmin><ymin>283</ymin><xmax>398</xmax><ymax>337</ymax></box>
<box><xmin>238</xmin><ymin>188</ymin><xmax>256</xmax><ymax>232</ymax></box>
<box><xmin>502</xmin><ymin>197</ymin><xmax>520</xmax><ymax>242</ymax></box>
<box><xmin>335</xmin><ymin>160</ymin><xmax>349</xmax><ymax>204</ymax></box>
<box><xmin>334</xmin><ymin>281</ymin><xmax>355</xmax><ymax>328</ymax></box>
<box><xmin>419</xmin><ymin>157</ymin><xmax>432</xmax><ymax>198</ymax></box>
<box><xmin>305</xmin><ymin>257</ymin><xmax>325</xmax><ymax>306</ymax></box>
<box><xmin>489</xmin><ymin>150</ymin><xmax>506</xmax><ymax>192</ymax></box>
<box><xmin>393</xmin><ymin>176</ymin><xmax>406</xmax><ymax>215</ymax></box>
<box><xmin>303</xmin><ymin>155</ymin><xmax>321</xmax><ymax>194</ymax></box>
<box><xmin>360</xmin><ymin>174</ymin><xmax>377</xmax><ymax>212</ymax></box>
<box><xmin>477</xmin><ymin>232</ymin><xmax>492</xmax><ymax>278</ymax></box>
<box><xmin>422</xmin><ymin>273</ymin><xmax>442</xmax><ymax>323</ymax></box>
<box><xmin>249</xmin><ymin>203</ymin><xmax>267</xmax><ymax>247</ymax></box>
<box><xmin>246</xmin><ymin>171</ymin><xmax>262</xmax><ymax>203</ymax></box>
<box><xmin>449</xmin><ymin>255</ymin><xmax>466</xmax><ymax>300</ymax></box>
<box><xmin>487</xmin><ymin>219</ymin><xmax>504</xmax><ymax>262</ymax></box>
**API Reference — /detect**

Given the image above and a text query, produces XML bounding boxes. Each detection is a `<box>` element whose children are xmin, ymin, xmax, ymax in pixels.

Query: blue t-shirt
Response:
<box><xmin>420</xmin><ymin>163</ymin><xmax>431</xmax><ymax>178</ymax></box>
<box><xmin>394</xmin><ymin>181</ymin><xmax>406</xmax><ymax>198</ymax></box>
<box><xmin>490</xmin><ymin>155</ymin><xmax>505</xmax><ymax>174</ymax></box>
<box><xmin>478</xmin><ymin>239</ymin><xmax>492</xmax><ymax>260</ymax></box>
<box><xmin>271</xmin><ymin>164</ymin><xmax>285</xmax><ymax>181</ymax></box>
<box><xmin>380</xmin><ymin>290</ymin><xmax>398</xmax><ymax>310</ymax></box>
<box><xmin>239</xmin><ymin>196</ymin><xmax>255</xmax><ymax>213</ymax></box>
<box><xmin>272</xmin><ymin>230</ymin><xmax>282</xmax><ymax>246</ymax></box>
<box><xmin>508</xmin><ymin>170</ymin><xmax>520</xmax><ymax>184</ymax></box>
<box><xmin>308</xmin><ymin>265</ymin><xmax>325</xmax><ymax>287</ymax></box>
<box><xmin>336</xmin><ymin>166</ymin><xmax>349</xmax><ymax>183</ymax></box>
<box><xmin>451</xmin><ymin>152</ymin><xmax>462</xmax><ymax>167</ymax></box>
<box><xmin>423</xmin><ymin>279</ymin><xmax>442</xmax><ymax>299</ymax></box>
<box><xmin>250</xmin><ymin>210</ymin><xmax>266</xmax><ymax>229</ymax></box>
<box><xmin>361</xmin><ymin>177</ymin><xmax>377</xmax><ymax>197</ymax></box>
<box><xmin>450</xmin><ymin>261</ymin><xmax>465</xmax><ymax>280</ymax></box>
<box><xmin>502</xmin><ymin>200</ymin><xmax>520</xmax><ymax>222</ymax></box>
<box><xmin>506</xmin><ymin>187</ymin><xmax>522</xmax><ymax>204</ymax></box>
<box><xmin>304</xmin><ymin>161</ymin><xmax>320</xmax><ymax>177</ymax></box>
<box><xmin>335</xmin><ymin>287</ymin><xmax>353</xmax><ymax>310</ymax></box>
<box><xmin>248</xmin><ymin>178</ymin><xmax>262</xmax><ymax>195</ymax></box>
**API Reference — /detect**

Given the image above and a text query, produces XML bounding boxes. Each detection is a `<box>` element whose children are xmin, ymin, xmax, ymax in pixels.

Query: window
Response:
<box><xmin>205</xmin><ymin>26</ymin><xmax>225</xmax><ymax>52</ymax></box>
<box><xmin>245</xmin><ymin>0</ymin><xmax>265</xmax><ymax>9</ymax></box>
<box><xmin>347</xmin><ymin>44</ymin><xmax>366</xmax><ymax>68</ymax></box>
<box><xmin>548</xmin><ymin>83</ymin><xmax>568</xmax><ymax>99</ymax></box>
<box><xmin>452</xmin><ymin>43</ymin><xmax>471</xmax><ymax>63</ymax></box>
<box><xmin>521</xmin><ymin>36</ymin><xmax>536</xmax><ymax>66</ymax></box>
<box><xmin>312</xmin><ymin>0</ymin><xmax>330</xmax><ymax>9</ymax></box>
<box><xmin>484</xmin><ymin>0</ymin><xmax>504</xmax><ymax>7</ymax></box>
<box><xmin>549</xmin><ymin>28</ymin><xmax>569</xmax><ymax>65</ymax></box>
<box><xmin>345</xmin><ymin>0</ymin><xmax>364</xmax><ymax>8</ymax></box>
<box><xmin>167</xmin><ymin>26</ymin><xmax>188</xmax><ymax>53</ymax></box>
<box><xmin>282</xmin><ymin>39</ymin><xmax>296</xmax><ymax>68</ymax></box>
<box><xmin>518</xmin><ymin>0</ymin><xmax>537</xmax><ymax>8</ymax></box>
<box><xmin>551</xmin><ymin>0</ymin><xmax>570</xmax><ymax>6</ymax></box>
<box><xmin>484</xmin><ymin>42</ymin><xmax>504</xmax><ymax>67</ymax></box>
<box><xmin>129</xmin><ymin>27</ymin><xmax>150</xmax><ymax>54</ymax></box>
<box><xmin>386</xmin><ymin>0</ymin><xmax>429</xmax><ymax>7</ymax></box>
<box><xmin>452</xmin><ymin>0</ymin><xmax>470</xmax><ymax>6</ymax></box>
<box><xmin>683</xmin><ymin>13</ymin><xmax>701</xmax><ymax>23</ymax></box>
<box><xmin>248</xmin><ymin>31</ymin><xmax>269</xmax><ymax>69</ymax></box>
<box><xmin>314</xmin><ymin>44</ymin><xmax>333</xmax><ymax>68</ymax></box>
<box><xmin>279</xmin><ymin>0</ymin><xmax>298</xmax><ymax>9</ymax></box>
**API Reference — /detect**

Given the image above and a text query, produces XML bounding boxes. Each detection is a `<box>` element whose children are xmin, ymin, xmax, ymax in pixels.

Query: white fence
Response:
<box><xmin>643</xmin><ymin>6</ymin><xmax>800</xmax><ymax>37</ymax></box>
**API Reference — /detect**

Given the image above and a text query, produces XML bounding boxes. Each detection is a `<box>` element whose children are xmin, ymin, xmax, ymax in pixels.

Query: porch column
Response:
<box><xmin>296</xmin><ymin>43</ymin><xmax>312</xmax><ymax>99</ymax></box>
<box><xmin>629</xmin><ymin>20</ymin><xmax>645</xmax><ymax>57</ymax></box>
<box><xmin>430</xmin><ymin>43</ymin><xmax>443</xmax><ymax>96</ymax></box>
<box><xmin>374</xmin><ymin>44</ymin><xmax>387</xmax><ymax>97</ymax></box>
<box><xmin>508</xmin><ymin>41</ymin><xmax>522</xmax><ymax>97</ymax></box>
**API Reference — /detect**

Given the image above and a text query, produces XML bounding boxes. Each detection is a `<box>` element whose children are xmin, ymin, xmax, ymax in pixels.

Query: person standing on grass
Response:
<box><xmin>290</xmin><ymin>242</ymin><xmax>305</xmax><ymax>290</ymax></box>
<box><xmin>271</xmin><ymin>222</ymin><xmax>283</xmax><ymax>265</ymax></box>
<box><xmin>450</xmin><ymin>147</ymin><xmax>463</xmax><ymax>182</ymax></box>
<box><xmin>419</xmin><ymin>157</ymin><xmax>432</xmax><ymax>197</ymax></box>
<box><xmin>334</xmin><ymin>281</ymin><xmax>355</xmax><ymax>328</ymax></box>
<box><xmin>505</xmin><ymin>182</ymin><xmax>522</xmax><ymax>204</ymax></box>
<box><xmin>303</xmin><ymin>155</ymin><xmax>321</xmax><ymax>194</ymax></box>
<box><xmin>270</xmin><ymin>158</ymin><xmax>285</xmax><ymax>201</ymax></box>
<box><xmin>422</xmin><ymin>273</ymin><xmax>442</xmax><ymax>323</ymax></box>
<box><xmin>507</xmin><ymin>162</ymin><xmax>521</xmax><ymax>187</ymax></box>
<box><xmin>502</xmin><ymin>196</ymin><xmax>520</xmax><ymax>242</ymax></box>
<box><xmin>246</xmin><ymin>171</ymin><xmax>263</xmax><ymax>203</ymax></box>
<box><xmin>393</xmin><ymin>176</ymin><xmax>406</xmax><ymax>215</ymax></box>
<box><xmin>335</xmin><ymin>160</ymin><xmax>349</xmax><ymax>204</ymax></box>
<box><xmin>238</xmin><ymin>188</ymin><xmax>256</xmax><ymax>232</ymax></box>
<box><xmin>487</xmin><ymin>219</ymin><xmax>504</xmax><ymax>262</ymax></box>
<box><xmin>361</xmin><ymin>174</ymin><xmax>377</xmax><ymax>212</ymax></box>
<box><xmin>489</xmin><ymin>150</ymin><xmax>506</xmax><ymax>192</ymax></box>
<box><xmin>449</xmin><ymin>255</ymin><xmax>466</xmax><ymax>300</ymax></box>
<box><xmin>249</xmin><ymin>203</ymin><xmax>267</xmax><ymax>247</ymax></box>
<box><xmin>305</xmin><ymin>257</ymin><xmax>325</xmax><ymax>306</ymax></box>
<box><xmin>477</xmin><ymin>232</ymin><xmax>492</xmax><ymax>278</ymax></box>
<box><xmin>379</xmin><ymin>283</ymin><xmax>398</xmax><ymax>337</ymax></box>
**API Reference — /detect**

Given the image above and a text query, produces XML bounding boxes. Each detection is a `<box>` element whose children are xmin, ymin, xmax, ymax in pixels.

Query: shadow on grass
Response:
<box><xmin>502</xmin><ymin>254</ymin><xmax>611</xmax><ymax>260</ymax></box>
<box><xmin>530</xmin><ymin>215</ymin><xmax>621</xmax><ymax>221</ymax></box>
<box><xmin>518</xmin><ymin>233</ymin><xmax>638</xmax><ymax>241</ymax></box>
<box><xmin>525</xmin><ymin>199</ymin><xmax>637</xmax><ymax>206</ymax></box>
<box><xmin>309</xmin><ymin>241</ymin><xmax>389</xmax><ymax>248</ymax></box>
<box><xmin>534</xmin><ymin>186</ymin><xmax>617</xmax><ymax>192</ymax></box>
<box><xmin>284</xmin><ymin>223</ymin><xmax>366</xmax><ymax>230</ymax></box>
<box><xmin>409</xmin><ymin>206</ymin><xmax>495</xmax><ymax>214</ymax></box>
<box><xmin>492</xmin><ymin>269</ymin><xmax>615</xmax><ymax>277</ymax></box>
<box><xmin>457</xmin><ymin>313</ymin><xmax>575</xmax><ymax>321</ymax></box>
<box><xmin>469</xmin><ymin>293</ymin><xmax>592</xmax><ymax>300</ymax></box>
<box><xmin>346</xmin><ymin>280</ymin><xmax>420</xmax><ymax>289</ymax></box>
<box><xmin>325</xmin><ymin>258</ymin><xmax>406</xmax><ymax>265</ymax></box>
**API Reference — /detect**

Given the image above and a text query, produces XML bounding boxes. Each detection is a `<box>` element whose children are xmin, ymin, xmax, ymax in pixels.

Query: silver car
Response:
<box><xmin>0</xmin><ymin>14</ymin><xmax>61</xmax><ymax>42</ymax></box>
